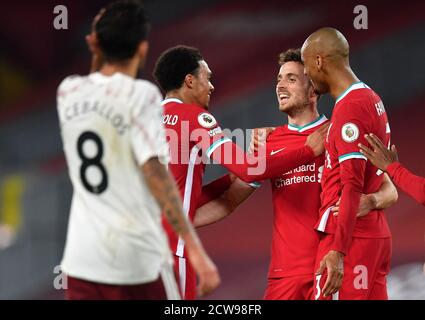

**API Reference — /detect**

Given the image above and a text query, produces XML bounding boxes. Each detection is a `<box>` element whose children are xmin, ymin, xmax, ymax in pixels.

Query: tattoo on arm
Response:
<box><xmin>142</xmin><ymin>157</ymin><xmax>188</xmax><ymax>235</ymax></box>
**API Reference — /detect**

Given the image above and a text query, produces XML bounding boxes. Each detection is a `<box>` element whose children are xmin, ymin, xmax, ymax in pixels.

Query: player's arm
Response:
<box><xmin>367</xmin><ymin>173</ymin><xmax>398</xmax><ymax>210</ymax></box>
<box><xmin>132</xmin><ymin>91</ymin><xmax>219</xmax><ymax>297</ymax></box>
<box><xmin>359</xmin><ymin>134</ymin><xmax>425</xmax><ymax>206</ymax></box>
<box><xmin>386</xmin><ymin>163</ymin><xmax>425</xmax><ymax>206</ymax></box>
<box><xmin>197</xmin><ymin>174</ymin><xmax>233</xmax><ymax>207</ymax></box>
<box><xmin>331</xmin><ymin>173</ymin><xmax>398</xmax><ymax>217</ymax></box>
<box><xmin>333</xmin><ymin>158</ymin><xmax>365</xmax><ymax>252</ymax></box>
<box><xmin>317</xmin><ymin>107</ymin><xmax>371</xmax><ymax>298</ymax></box>
<box><xmin>142</xmin><ymin>158</ymin><xmax>220</xmax><ymax>296</ymax></box>
<box><xmin>318</xmin><ymin>157</ymin><xmax>365</xmax><ymax>298</ymax></box>
<box><xmin>201</xmin><ymin>123</ymin><xmax>327</xmax><ymax>183</ymax></box>
<box><xmin>194</xmin><ymin>178</ymin><xmax>258</xmax><ymax>228</ymax></box>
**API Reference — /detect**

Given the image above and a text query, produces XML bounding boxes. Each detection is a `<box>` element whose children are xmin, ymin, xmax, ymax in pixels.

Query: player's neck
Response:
<box><xmin>166</xmin><ymin>91</ymin><xmax>205</xmax><ymax>109</ymax></box>
<box><xmin>165</xmin><ymin>92</ymin><xmax>185</xmax><ymax>104</ymax></box>
<box><xmin>99</xmin><ymin>59</ymin><xmax>139</xmax><ymax>79</ymax></box>
<box><xmin>287</xmin><ymin>108</ymin><xmax>320</xmax><ymax>128</ymax></box>
<box><xmin>329</xmin><ymin>67</ymin><xmax>360</xmax><ymax>101</ymax></box>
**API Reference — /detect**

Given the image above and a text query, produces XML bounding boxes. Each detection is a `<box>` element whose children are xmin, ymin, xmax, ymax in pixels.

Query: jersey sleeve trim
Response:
<box><xmin>206</xmin><ymin>137</ymin><xmax>232</xmax><ymax>158</ymax></box>
<box><xmin>248</xmin><ymin>182</ymin><xmax>262</xmax><ymax>189</ymax></box>
<box><xmin>338</xmin><ymin>152</ymin><xmax>367</xmax><ymax>163</ymax></box>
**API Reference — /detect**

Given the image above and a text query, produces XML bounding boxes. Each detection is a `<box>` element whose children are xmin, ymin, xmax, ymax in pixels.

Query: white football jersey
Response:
<box><xmin>57</xmin><ymin>72</ymin><xmax>173</xmax><ymax>285</ymax></box>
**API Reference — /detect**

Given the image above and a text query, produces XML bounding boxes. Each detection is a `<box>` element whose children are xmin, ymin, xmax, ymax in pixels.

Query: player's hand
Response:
<box><xmin>85</xmin><ymin>33</ymin><xmax>100</xmax><ymax>55</ymax></box>
<box><xmin>188</xmin><ymin>248</ymin><xmax>221</xmax><ymax>297</ymax></box>
<box><xmin>316</xmin><ymin>250</ymin><xmax>344</xmax><ymax>297</ymax></box>
<box><xmin>249</xmin><ymin>127</ymin><xmax>275</xmax><ymax>154</ymax></box>
<box><xmin>332</xmin><ymin>193</ymin><xmax>376</xmax><ymax>218</ymax></box>
<box><xmin>359</xmin><ymin>134</ymin><xmax>398</xmax><ymax>171</ymax></box>
<box><xmin>86</xmin><ymin>8</ymin><xmax>105</xmax><ymax>72</ymax></box>
<box><xmin>86</xmin><ymin>8</ymin><xmax>104</xmax><ymax>53</ymax></box>
<box><xmin>305</xmin><ymin>123</ymin><xmax>329</xmax><ymax>156</ymax></box>
<box><xmin>228</xmin><ymin>173</ymin><xmax>237</xmax><ymax>183</ymax></box>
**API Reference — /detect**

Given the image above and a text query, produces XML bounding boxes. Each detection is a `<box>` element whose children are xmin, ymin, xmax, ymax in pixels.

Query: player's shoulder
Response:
<box><xmin>336</xmin><ymin>85</ymin><xmax>379</xmax><ymax>117</ymax></box>
<box><xmin>269</xmin><ymin>124</ymin><xmax>287</xmax><ymax>136</ymax></box>
<box><xmin>340</xmin><ymin>83</ymin><xmax>380</xmax><ymax>105</ymax></box>
<box><xmin>133</xmin><ymin>78</ymin><xmax>160</xmax><ymax>93</ymax></box>
<box><xmin>58</xmin><ymin>74</ymin><xmax>85</xmax><ymax>92</ymax></box>
<box><xmin>178</xmin><ymin>102</ymin><xmax>207</xmax><ymax>114</ymax></box>
<box><xmin>265</xmin><ymin>125</ymin><xmax>287</xmax><ymax>144</ymax></box>
<box><xmin>133</xmin><ymin>79</ymin><xmax>162</xmax><ymax>101</ymax></box>
<box><xmin>351</xmin><ymin>88</ymin><xmax>380</xmax><ymax>103</ymax></box>
<box><xmin>162</xmin><ymin>100</ymin><xmax>195</xmax><ymax>116</ymax></box>
<box><xmin>172</xmin><ymin>104</ymin><xmax>218</xmax><ymax>130</ymax></box>
<box><xmin>167</xmin><ymin>102</ymin><xmax>216</xmax><ymax>123</ymax></box>
<box><xmin>190</xmin><ymin>106</ymin><xmax>218</xmax><ymax>129</ymax></box>
<box><xmin>129</xmin><ymin>79</ymin><xmax>164</xmax><ymax>118</ymax></box>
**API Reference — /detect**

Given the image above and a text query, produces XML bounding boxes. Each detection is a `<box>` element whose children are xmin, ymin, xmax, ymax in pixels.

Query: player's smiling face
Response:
<box><xmin>276</xmin><ymin>61</ymin><xmax>312</xmax><ymax>114</ymax></box>
<box><xmin>192</xmin><ymin>60</ymin><xmax>214</xmax><ymax>109</ymax></box>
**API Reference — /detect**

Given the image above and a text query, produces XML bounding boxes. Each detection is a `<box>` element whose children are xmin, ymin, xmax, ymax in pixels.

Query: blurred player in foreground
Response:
<box><xmin>250</xmin><ymin>49</ymin><xmax>397</xmax><ymax>299</ymax></box>
<box><xmin>152</xmin><ymin>45</ymin><xmax>328</xmax><ymax>299</ymax></box>
<box><xmin>302</xmin><ymin>27</ymin><xmax>394</xmax><ymax>299</ymax></box>
<box><xmin>359</xmin><ymin>134</ymin><xmax>425</xmax><ymax>206</ymax></box>
<box><xmin>57</xmin><ymin>0</ymin><xmax>219</xmax><ymax>300</ymax></box>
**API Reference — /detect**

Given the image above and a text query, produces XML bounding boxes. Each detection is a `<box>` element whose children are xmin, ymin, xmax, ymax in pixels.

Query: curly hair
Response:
<box><xmin>153</xmin><ymin>45</ymin><xmax>204</xmax><ymax>93</ymax></box>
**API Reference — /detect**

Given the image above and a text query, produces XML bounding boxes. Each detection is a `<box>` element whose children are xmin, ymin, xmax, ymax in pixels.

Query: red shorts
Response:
<box><xmin>173</xmin><ymin>255</ymin><xmax>197</xmax><ymax>300</ymax></box>
<box><xmin>264</xmin><ymin>275</ymin><xmax>314</xmax><ymax>300</ymax></box>
<box><xmin>313</xmin><ymin>234</ymin><xmax>391</xmax><ymax>300</ymax></box>
<box><xmin>66</xmin><ymin>264</ymin><xmax>180</xmax><ymax>300</ymax></box>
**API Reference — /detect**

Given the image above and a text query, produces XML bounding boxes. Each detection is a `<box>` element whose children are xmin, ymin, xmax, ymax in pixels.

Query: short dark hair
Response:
<box><xmin>96</xmin><ymin>0</ymin><xmax>150</xmax><ymax>62</ymax></box>
<box><xmin>279</xmin><ymin>48</ymin><xmax>321</xmax><ymax>99</ymax></box>
<box><xmin>153</xmin><ymin>45</ymin><xmax>204</xmax><ymax>93</ymax></box>
<box><xmin>278</xmin><ymin>48</ymin><xmax>302</xmax><ymax>65</ymax></box>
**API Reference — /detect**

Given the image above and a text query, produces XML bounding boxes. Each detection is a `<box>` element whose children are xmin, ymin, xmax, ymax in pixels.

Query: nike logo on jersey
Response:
<box><xmin>270</xmin><ymin>147</ymin><xmax>286</xmax><ymax>156</ymax></box>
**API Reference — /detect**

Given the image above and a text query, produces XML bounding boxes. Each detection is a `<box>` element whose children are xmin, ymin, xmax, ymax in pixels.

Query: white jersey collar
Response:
<box><xmin>335</xmin><ymin>81</ymin><xmax>370</xmax><ymax>104</ymax></box>
<box><xmin>161</xmin><ymin>98</ymin><xmax>183</xmax><ymax>106</ymax></box>
<box><xmin>287</xmin><ymin>114</ymin><xmax>328</xmax><ymax>133</ymax></box>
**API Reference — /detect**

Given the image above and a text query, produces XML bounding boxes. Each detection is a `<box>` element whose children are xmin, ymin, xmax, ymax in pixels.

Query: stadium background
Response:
<box><xmin>0</xmin><ymin>0</ymin><xmax>424</xmax><ymax>299</ymax></box>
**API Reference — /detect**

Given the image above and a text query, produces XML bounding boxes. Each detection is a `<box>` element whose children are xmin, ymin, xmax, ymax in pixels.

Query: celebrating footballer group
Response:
<box><xmin>56</xmin><ymin>0</ymin><xmax>425</xmax><ymax>301</ymax></box>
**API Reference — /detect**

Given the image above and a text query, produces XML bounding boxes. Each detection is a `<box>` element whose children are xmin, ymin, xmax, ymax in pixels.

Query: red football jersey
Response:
<box><xmin>162</xmin><ymin>98</ymin><xmax>319</xmax><ymax>258</ymax></box>
<box><xmin>386</xmin><ymin>162</ymin><xmax>425</xmax><ymax>206</ymax></box>
<box><xmin>266</xmin><ymin>115</ymin><xmax>327</xmax><ymax>278</ymax></box>
<box><xmin>316</xmin><ymin>82</ymin><xmax>392</xmax><ymax>253</ymax></box>
<box><xmin>161</xmin><ymin>98</ymin><xmax>227</xmax><ymax>258</ymax></box>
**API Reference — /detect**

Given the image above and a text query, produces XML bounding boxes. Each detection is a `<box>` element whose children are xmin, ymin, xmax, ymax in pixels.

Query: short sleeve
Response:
<box><xmin>130</xmin><ymin>84</ymin><xmax>170</xmax><ymax>166</ymax></box>
<box><xmin>334</xmin><ymin>102</ymin><xmax>371</xmax><ymax>164</ymax></box>
<box><xmin>187</xmin><ymin>107</ymin><xmax>227</xmax><ymax>157</ymax></box>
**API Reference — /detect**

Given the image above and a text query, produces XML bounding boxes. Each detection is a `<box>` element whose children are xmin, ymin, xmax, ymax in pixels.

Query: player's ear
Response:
<box><xmin>316</xmin><ymin>54</ymin><xmax>322</xmax><ymax>72</ymax></box>
<box><xmin>184</xmin><ymin>74</ymin><xmax>195</xmax><ymax>89</ymax></box>
<box><xmin>307</xmin><ymin>82</ymin><xmax>318</xmax><ymax>104</ymax></box>
<box><xmin>137</xmin><ymin>40</ymin><xmax>149</xmax><ymax>60</ymax></box>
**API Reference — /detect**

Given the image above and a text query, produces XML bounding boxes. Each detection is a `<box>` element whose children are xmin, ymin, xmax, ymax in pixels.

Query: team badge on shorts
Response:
<box><xmin>341</xmin><ymin>122</ymin><xmax>359</xmax><ymax>143</ymax></box>
<box><xmin>198</xmin><ymin>113</ymin><xmax>217</xmax><ymax>128</ymax></box>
